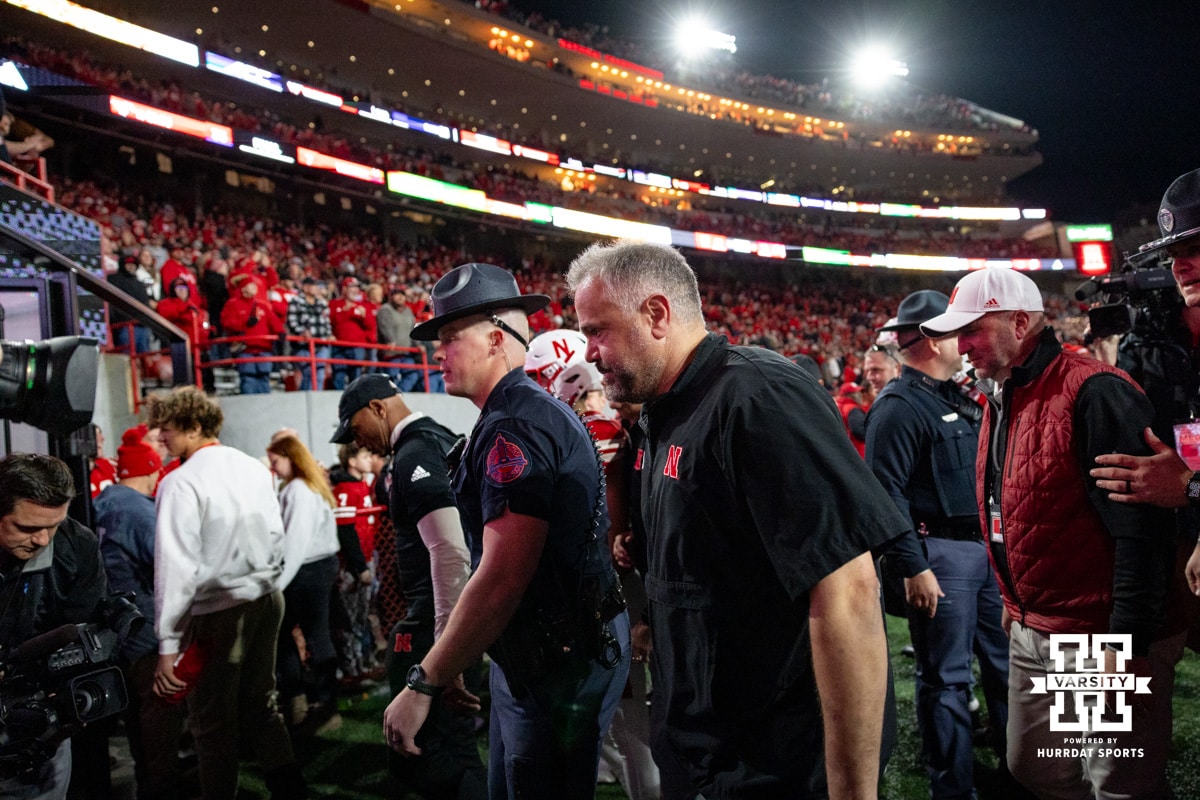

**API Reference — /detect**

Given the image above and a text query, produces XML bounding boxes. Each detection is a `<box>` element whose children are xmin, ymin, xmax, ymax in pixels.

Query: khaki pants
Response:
<box><xmin>186</xmin><ymin>591</ymin><xmax>296</xmax><ymax>799</ymax></box>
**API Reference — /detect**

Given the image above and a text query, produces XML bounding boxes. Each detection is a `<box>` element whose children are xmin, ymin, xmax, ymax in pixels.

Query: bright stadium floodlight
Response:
<box><xmin>675</xmin><ymin>17</ymin><xmax>737</xmax><ymax>58</ymax></box>
<box><xmin>850</xmin><ymin>45</ymin><xmax>908</xmax><ymax>89</ymax></box>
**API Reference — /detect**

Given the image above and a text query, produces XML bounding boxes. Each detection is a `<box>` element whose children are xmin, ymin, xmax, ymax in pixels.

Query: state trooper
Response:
<box><xmin>383</xmin><ymin>262</ymin><xmax>629</xmax><ymax>800</ymax></box>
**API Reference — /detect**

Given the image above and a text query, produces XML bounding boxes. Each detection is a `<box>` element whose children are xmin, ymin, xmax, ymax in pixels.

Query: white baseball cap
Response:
<box><xmin>920</xmin><ymin>268</ymin><xmax>1044</xmax><ymax>336</ymax></box>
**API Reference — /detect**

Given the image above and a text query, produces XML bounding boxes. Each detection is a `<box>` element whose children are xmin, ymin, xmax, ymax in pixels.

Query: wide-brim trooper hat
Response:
<box><xmin>878</xmin><ymin>290</ymin><xmax>950</xmax><ymax>331</ymax></box>
<box><xmin>410</xmin><ymin>263</ymin><xmax>550</xmax><ymax>341</ymax></box>
<box><xmin>920</xmin><ymin>268</ymin><xmax>1043</xmax><ymax>337</ymax></box>
<box><xmin>1138</xmin><ymin>168</ymin><xmax>1200</xmax><ymax>258</ymax></box>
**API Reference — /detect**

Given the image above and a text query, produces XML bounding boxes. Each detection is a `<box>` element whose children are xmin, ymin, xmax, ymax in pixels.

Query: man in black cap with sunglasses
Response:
<box><xmin>866</xmin><ymin>290</ymin><xmax>1011</xmax><ymax>800</ymax></box>
<box><xmin>382</xmin><ymin>262</ymin><xmax>630</xmax><ymax>799</ymax></box>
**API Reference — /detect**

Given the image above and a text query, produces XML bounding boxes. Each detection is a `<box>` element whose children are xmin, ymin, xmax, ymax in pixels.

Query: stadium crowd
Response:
<box><xmin>45</xmin><ymin>175</ymin><xmax>1077</xmax><ymax>395</ymax></box>
<box><xmin>8</xmin><ymin>4</ymin><xmax>1176</xmax><ymax>797</ymax></box>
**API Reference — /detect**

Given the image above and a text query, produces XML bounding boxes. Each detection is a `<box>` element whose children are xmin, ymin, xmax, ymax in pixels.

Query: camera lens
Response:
<box><xmin>73</xmin><ymin>679</ymin><xmax>109</xmax><ymax>720</ymax></box>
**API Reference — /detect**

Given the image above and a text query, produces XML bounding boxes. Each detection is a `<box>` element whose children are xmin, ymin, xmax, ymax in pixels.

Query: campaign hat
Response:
<box><xmin>879</xmin><ymin>290</ymin><xmax>950</xmax><ymax>331</ymax></box>
<box><xmin>410</xmin><ymin>263</ymin><xmax>549</xmax><ymax>341</ymax></box>
<box><xmin>1138</xmin><ymin>168</ymin><xmax>1200</xmax><ymax>258</ymax></box>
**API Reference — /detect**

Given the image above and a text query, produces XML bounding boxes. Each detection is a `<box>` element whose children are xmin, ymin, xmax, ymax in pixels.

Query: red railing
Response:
<box><xmin>0</xmin><ymin>157</ymin><xmax>54</xmax><ymax>202</ymax></box>
<box><xmin>105</xmin><ymin>320</ymin><xmax>440</xmax><ymax>404</ymax></box>
<box><xmin>202</xmin><ymin>335</ymin><xmax>437</xmax><ymax>392</ymax></box>
<box><xmin>105</xmin><ymin>320</ymin><xmax>173</xmax><ymax>410</ymax></box>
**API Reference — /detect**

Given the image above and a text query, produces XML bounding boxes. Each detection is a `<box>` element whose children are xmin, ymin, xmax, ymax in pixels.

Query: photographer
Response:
<box><xmin>1091</xmin><ymin>168</ymin><xmax>1200</xmax><ymax>588</ymax></box>
<box><xmin>0</xmin><ymin>454</ymin><xmax>109</xmax><ymax>800</ymax></box>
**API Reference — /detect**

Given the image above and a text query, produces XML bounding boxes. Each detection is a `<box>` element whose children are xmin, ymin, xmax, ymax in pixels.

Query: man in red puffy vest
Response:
<box><xmin>921</xmin><ymin>268</ymin><xmax>1179</xmax><ymax>800</ymax></box>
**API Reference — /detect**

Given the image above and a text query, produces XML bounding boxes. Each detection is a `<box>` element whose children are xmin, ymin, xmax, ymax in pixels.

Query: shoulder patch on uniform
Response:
<box><xmin>410</xmin><ymin>464</ymin><xmax>431</xmax><ymax>482</ymax></box>
<box><xmin>486</xmin><ymin>434</ymin><xmax>528</xmax><ymax>484</ymax></box>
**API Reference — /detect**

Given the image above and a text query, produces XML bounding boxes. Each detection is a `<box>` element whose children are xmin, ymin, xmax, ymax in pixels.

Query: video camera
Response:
<box><xmin>0</xmin><ymin>336</ymin><xmax>99</xmax><ymax>437</ymax></box>
<box><xmin>1075</xmin><ymin>252</ymin><xmax>1179</xmax><ymax>340</ymax></box>
<box><xmin>0</xmin><ymin>594</ymin><xmax>142</xmax><ymax>780</ymax></box>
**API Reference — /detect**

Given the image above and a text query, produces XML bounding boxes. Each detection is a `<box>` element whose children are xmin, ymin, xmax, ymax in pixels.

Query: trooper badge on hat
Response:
<box><xmin>410</xmin><ymin>263</ymin><xmax>549</xmax><ymax>343</ymax></box>
<box><xmin>1138</xmin><ymin>168</ymin><xmax>1200</xmax><ymax>258</ymax></box>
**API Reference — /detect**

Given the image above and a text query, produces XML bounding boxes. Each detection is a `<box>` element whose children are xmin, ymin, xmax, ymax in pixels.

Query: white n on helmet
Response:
<box><xmin>524</xmin><ymin>329</ymin><xmax>588</xmax><ymax>393</ymax></box>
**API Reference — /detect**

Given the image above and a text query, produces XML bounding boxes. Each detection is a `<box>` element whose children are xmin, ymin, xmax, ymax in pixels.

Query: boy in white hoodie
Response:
<box><xmin>148</xmin><ymin>386</ymin><xmax>305</xmax><ymax>799</ymax></box>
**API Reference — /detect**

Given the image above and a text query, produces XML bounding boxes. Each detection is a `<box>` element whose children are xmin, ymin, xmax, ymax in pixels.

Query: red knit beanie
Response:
<box><xmin>117</xmin><ymin>425</ymin><xmax>162</xmax><ymax>479</ymax></box>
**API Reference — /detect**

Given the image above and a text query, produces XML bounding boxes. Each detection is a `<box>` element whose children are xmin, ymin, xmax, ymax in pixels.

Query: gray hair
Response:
<box><xmin>566</xmin><ymin>240</ymin><xmax>703</xmax><ymax>326</ymax></box>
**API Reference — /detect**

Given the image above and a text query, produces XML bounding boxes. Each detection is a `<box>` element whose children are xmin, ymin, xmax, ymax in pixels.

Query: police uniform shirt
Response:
<box><xmin>387</xmin><ymin>415</ymin><xmax>460</xmax><ymax>625</ymax></box>
<box><xmin>865</xmin><ymin>365</ymin><xmax>981</xmax><ymax>577</ymax></box>
<box><xmin>453</xmin><ymin>368</ymin><xmax>613</xmax><ymax>617</ymax></box>
<box><xmin>637</xmin><ymin>333</ymin><xmax>907</xmax><ymax>795</ymax></box>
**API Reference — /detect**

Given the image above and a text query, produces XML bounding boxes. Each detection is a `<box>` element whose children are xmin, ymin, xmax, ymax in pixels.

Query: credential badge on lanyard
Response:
<box><xmin>988</xmin><ymin>496</ymin><xmax>1004</xmax><ymax>544</ymax></box>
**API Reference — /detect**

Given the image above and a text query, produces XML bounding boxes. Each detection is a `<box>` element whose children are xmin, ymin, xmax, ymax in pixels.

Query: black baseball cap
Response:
<box><xmin>330</xmin><ymin>374</ymin><xmax>398</xmax><ymax>443</ymax></box>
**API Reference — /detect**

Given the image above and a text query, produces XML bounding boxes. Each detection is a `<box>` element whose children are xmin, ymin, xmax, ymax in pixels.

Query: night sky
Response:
<box><xmin>513</xmin><ymin>0</ymin><xmax>1200</xmax><ymax>225</ymax></box>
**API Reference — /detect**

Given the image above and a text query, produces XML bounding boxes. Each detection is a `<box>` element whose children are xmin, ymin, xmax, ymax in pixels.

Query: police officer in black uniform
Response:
<box><xmin>866</xmin><ymin>290</ymin><xmax>1010</xmax><ymax>800</ymax></box>
<box><xmin>332</xmin><ymin>374</ymin><xmax>485</xmax><ymax>799</ymax></box>
<box><xmin>384</xmin><ymin>263</ymin><xmax>630</xmax><ymax>800</ymax></box>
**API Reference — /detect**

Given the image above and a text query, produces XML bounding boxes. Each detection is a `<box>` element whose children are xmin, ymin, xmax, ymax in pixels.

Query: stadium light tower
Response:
<box><xmin>675</xmin><ymin>16</ymin><xmax>737</xmax><ymax>58</ymax></box>
<box><xmin>850</xmin><ymin>44</ymin><xmax>908</xmax><ymax>89</ymax></box>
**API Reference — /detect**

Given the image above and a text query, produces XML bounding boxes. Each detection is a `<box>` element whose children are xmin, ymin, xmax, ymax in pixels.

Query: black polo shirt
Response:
<box><xmin>637</xmin><ymin>333</ymin><xmax>907</xmax><ymax>798</ymax></box>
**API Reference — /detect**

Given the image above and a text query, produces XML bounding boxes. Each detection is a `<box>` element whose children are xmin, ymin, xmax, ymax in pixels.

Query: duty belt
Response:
<box><xmin>917</xmin><ymin>519</ymin><xmax>982</xmax><ymax>542</ymax></box>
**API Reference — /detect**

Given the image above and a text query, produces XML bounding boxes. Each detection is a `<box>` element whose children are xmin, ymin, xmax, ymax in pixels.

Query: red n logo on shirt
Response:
<box><xmin>393</xmin><ymin>633</ymin><xmax>413</xmax><ymax>653</ymax></box>
<box><xmin>634</xmin><ymin>449</ymin><xmax>644</xmax><ymax>471</ymax></box>
<box><xmin>663</xmin><ymin>445</ymin><xmax>683</xmax><ymax>479</ymax></box>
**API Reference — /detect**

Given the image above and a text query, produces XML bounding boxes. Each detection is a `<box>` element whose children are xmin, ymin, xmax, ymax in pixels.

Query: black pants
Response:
<box><xmin>386</xmin><ymin>618</ymin><xmax>487</xmax><ymax>800</ymax></box>
<box><xmin>278</xmin><ymin>555</ymin><xmax>339</xmax><ymax>704</ymax></box>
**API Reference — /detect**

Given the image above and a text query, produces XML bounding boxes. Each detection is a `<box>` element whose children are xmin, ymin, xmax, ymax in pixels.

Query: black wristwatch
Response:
<box><xmin>1187</xmin><ymin>472</ymin><xmax>1200</xmax><ymax>505</ymax></box>
<box><xmin>406</xmin><ymin>664</ymin><xmax>444</xmax><ymax>697</ymax></box>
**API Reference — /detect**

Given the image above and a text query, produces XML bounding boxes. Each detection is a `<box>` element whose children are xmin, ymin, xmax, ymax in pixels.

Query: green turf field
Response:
<box><xmin>227</xmin><ymin>622</ymin><xmax>1200</xmax><ymax>799</ymax></box>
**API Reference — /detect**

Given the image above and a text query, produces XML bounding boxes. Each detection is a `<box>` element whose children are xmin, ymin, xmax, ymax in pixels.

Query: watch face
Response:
<box><xmin>406</xmin><ymin>664</ymin><xmax>424</xmax><ymax>686</ymax></box>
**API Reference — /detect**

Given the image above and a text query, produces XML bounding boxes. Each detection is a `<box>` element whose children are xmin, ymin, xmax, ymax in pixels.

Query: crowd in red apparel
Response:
<box><xmin>467</xmin><ymin>0</ymin><xmax>1033</xmax><ymax>137</ymax></box>
<box><xmin>52</xmin><ymin>175</ymin><xmax>1082</xmax><ymax>392</ymax></box>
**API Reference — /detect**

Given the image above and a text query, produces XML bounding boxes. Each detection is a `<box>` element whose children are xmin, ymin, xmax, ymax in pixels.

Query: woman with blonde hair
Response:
<box><xmin>266</xmin><ymin>434</ymin><xmax>341</xmax><ymax>733</ymax></box>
